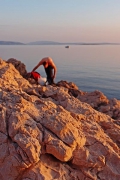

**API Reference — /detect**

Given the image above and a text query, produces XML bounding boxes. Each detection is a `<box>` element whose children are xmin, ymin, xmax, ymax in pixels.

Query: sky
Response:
<box><xmin>0</xmin><ymin>0</ymin><xmax>120</xmax><ymax>43</ymax></box>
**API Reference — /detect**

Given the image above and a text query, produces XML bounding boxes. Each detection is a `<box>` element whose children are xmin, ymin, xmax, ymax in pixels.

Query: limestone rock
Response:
<box><xmin>57</xmin><ymin>80</ymin><xmax>79</xmax><ymax>90</ymax></box>
<box><xmin>58</xmin><ymin>80</ymin><xmax>120</xmax><ymax>120</ymax></box>
<box><xmin>7</xmin><ymin>58</ymin><xmax>27</xmax><ymax>77</ymax></box>
<box><xmin>0</xmin><ymin>59</ymin><xmax>120</xmax><ymax>180</ymax></box>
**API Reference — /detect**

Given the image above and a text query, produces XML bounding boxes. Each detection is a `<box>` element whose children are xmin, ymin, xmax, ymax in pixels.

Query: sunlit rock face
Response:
<box><xmin>0</xmin><ymin>58</ymin><xmax>120</xmax><ymax>180</ymax></box>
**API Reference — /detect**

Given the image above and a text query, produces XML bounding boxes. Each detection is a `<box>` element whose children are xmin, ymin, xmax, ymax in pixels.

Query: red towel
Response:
<box><xmin>31</xmin><ymin>72</ymin><xmax>40</xmax><ymax>80</ymax></box>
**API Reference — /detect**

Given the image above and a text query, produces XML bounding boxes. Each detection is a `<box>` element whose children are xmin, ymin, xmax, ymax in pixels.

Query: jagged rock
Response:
<box><xmin>57</xmin><ymin>80</ymin><xmax>79</xmax><ymax>90</ymax></box>
<box><xmin>0</xmin><ymin>58</ymin><xmax>120</xmax><ymax>180</ymax></box>
<box><xmin>7</xmin><ymin>58</ymin><xmax>27</xmax><ymax>77</ymax></box>
<box><xmin>0</xmin><ymin>58</ymin><xmax>4</xmax><ymax>64</ymax></box>
<box><xmin>58</xmin><ymin>80</ymin><xmax>120</xmax><ymax>120</ymax></box>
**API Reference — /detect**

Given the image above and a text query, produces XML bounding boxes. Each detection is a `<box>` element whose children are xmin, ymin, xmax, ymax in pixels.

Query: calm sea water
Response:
<box><xmin>0</xmin><ymin>45</ymin><xmax>120</xmax><ymax>99</ymax></box>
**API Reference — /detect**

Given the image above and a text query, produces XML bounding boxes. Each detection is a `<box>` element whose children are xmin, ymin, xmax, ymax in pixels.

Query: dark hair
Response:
<box><xmin>43</xmin><ymin>61</ymin><xmax>47</xmax><ymax>66</ymax></box>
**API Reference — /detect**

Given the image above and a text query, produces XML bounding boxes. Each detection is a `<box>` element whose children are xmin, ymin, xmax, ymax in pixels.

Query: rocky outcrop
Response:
<box><xmin>0</xmin><ymin>58</ymin><xmax>120</xmax><ymax>180</ymax></box>
<box><xmin>58</xmin><ymin>80</ymin><xmax>120</xmax><ymax>121</ymax></box>
<box><xmin>7</xmin><ymin>58</ymin><xmax>27</xmax><ymax>77</ymax></box>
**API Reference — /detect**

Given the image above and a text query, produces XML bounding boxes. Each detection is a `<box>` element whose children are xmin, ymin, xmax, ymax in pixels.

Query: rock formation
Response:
<box><xmin>7</xmin><ymin>58</ymin><xmax>27</xmax><ymax>77</ymax></box>
<box><xmin>0</xmin><ymin>58</ymin><xmax>120</xmax><ymax>180</ymax></box>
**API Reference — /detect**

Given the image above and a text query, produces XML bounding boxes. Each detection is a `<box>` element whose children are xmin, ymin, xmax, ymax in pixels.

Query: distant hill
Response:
<box><xmin>27</xmin><ymin>41</ymin><xmax>120</xmax><ymax>46</ymax></box>
<box><xmin>0</xmin><ymin>41</ymin><xmax>25</xmax><ymax>45</ymax></box>
<box><xmin>0</xmin><ymin>40</ymin><xmax>120</xmax><ymax>45</ymax></box>
<box><xmin>27</xmin><ymin>41</ymin><xmax>62</xmax><ymax>45</ymax></box>
<box><xmin>27</xmin><ymin>41</ymin><xmax>120</xmax><ymax>45</ymax></box>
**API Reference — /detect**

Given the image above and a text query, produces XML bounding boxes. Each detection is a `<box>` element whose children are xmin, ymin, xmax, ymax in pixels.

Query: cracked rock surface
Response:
<box><xmin>0</xmin><ymin>58</ymin><xmax>120</xmax><ymax>180</ymax></box>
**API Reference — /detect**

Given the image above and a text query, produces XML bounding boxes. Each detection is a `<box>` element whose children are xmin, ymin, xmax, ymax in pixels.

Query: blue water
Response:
<box><xmin>0</xmin><ymin>45</ymin><xmax>120</xmax><ymax>99</ymax></box>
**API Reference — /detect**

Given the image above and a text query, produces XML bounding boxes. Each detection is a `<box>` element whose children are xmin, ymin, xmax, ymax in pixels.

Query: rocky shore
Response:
<box><xmin>0</xmin><ymin>58</ymin><xmax>120</xmax><ymax>180</ymax></box>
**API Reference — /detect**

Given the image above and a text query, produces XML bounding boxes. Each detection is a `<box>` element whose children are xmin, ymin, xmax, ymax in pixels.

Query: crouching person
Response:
<box><xmin>32</xmin><ymin>57</ymin><xmax>57</xmax><ymax>85</ymax></box>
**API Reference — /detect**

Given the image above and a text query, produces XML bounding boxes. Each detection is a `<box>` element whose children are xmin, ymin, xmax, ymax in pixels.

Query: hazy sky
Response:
<box><xmin>0</xmin><ymin>0</ymin><xmax>120</xmax><ymax>43</ymax></box>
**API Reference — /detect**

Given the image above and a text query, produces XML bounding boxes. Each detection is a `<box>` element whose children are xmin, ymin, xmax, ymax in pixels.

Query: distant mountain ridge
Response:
<box><xmin>0</xmin><ymin>41</ymin><xmax>25</xmax><ymax>45</ymax></box>
<box><xmin>27</xmin><ymin>41</ymin><xmax>62</xmax><ymax>45</ymax></box>
<box><xmin>0</xmin><ymin>40</ymin><xmax>120</xmax><ymax>45</ymax></box>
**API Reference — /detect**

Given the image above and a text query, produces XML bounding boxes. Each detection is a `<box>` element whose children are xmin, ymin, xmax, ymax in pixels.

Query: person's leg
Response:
<box><xmin>47</xmin><ymin>77</ymin><xmax>51</xmax><ymax>85</ymax></box>
<box><xmin>45</xmin><ymin>67</ymin><xmax>55</xmax><ymax>85</ymax></box>
<box><xmin>47</xmin><ymin>76</ymin><xmax>55</xmax><ymax>85</ymax></box>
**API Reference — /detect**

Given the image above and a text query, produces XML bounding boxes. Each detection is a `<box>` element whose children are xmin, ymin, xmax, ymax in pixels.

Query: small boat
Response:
<box><xmin>65</xmin><ymin>46</ymin><xmax>69</xmax><ymax>48</ymax></box>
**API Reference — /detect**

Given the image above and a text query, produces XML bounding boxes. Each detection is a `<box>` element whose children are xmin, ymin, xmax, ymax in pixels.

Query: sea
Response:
<box><xmin>0</xmin><ymin>45</ymin><xmax>120</xmax><ymax>100</ymax></box>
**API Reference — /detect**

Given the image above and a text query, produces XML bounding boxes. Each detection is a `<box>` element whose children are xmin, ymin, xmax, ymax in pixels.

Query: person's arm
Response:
<box><xmin>32</xmin><ymin>59</ymin><xmax>44</xmax><ymax>72</ymax></box>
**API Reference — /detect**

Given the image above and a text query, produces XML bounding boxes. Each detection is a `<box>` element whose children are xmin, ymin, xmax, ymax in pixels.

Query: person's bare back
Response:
<box><xmin>39</xmin><ymin>57</ymin><xmax>55</xmax><ymax>68</ymax></box>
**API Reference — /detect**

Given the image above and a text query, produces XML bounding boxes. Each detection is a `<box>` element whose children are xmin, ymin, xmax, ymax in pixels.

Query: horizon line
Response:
<box><xmin>0</xmin><ymin>40</ymin><xmax>120</xmax><ymax>45</ymax></box>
